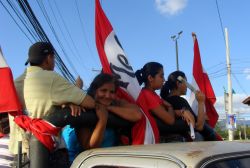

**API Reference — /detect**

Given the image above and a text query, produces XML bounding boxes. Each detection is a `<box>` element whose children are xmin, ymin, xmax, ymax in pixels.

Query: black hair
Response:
<box><xmin>160</xmin><ymin>71</ymin><xmax>186</xmax><ymax>100</ymax></box>
<box><xmin>135</xmin><ymin>62</ymin><xmax>163</xmax><ymax>86</ymax></box>
<box><xmin>30</xmin><ymin>62</ymin><xmax>41</xmax><ymax>66</ymax></box>
<box><xmin>87</xmin><ymin>73</ymin><xmax>119</xmax><ymax>98</ymax></box>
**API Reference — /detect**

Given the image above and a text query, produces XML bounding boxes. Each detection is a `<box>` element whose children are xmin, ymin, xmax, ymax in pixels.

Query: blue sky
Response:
<box><xmin>0</xmin><ymin>0</ymin><xmax>250</xmax><ymax>118</ymax></box>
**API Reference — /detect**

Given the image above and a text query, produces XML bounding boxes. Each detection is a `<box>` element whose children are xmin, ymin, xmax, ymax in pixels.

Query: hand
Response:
<box><xmin>195</xmin><ymin>91</ymin><xmax>205</xmax><ymax>103</ymax></box>
<box><xmin>75</xmin><ymin>76</ymin><xmax>83</xmax><ymax>89</ymax></box>
<box><xmin>62</xmin><ymin>103</ymin><xmax>82</xmax><ymax>117</ymax></box>
<box><xmin>181</xmin><ymin>109</ymin><xmax>195</xmax><ymax>127</ymax></box>
<box><xmin>95</xmin><ymin>103</ymin><xmax>108</xmax><ymax>122</ymax></box>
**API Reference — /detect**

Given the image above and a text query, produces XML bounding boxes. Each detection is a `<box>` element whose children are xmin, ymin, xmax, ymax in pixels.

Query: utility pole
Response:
<box><xmin>171</xmin><ymin>31</ymin><xmax>183</xmax><ymax>70</ymax></box>
<box><xmin>225</xmin><ymin>28</ymin><xmax>234</xmax><ymax>141</ymax></box>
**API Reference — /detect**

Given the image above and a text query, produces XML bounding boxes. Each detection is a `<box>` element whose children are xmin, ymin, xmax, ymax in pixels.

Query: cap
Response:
<box><xmin>25</xmin><ymin>42</ymin><xmax>54</xmax><ymax>66</ymax></box>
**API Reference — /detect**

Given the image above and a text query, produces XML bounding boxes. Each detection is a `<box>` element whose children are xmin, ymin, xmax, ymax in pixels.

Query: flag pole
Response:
<box><xmin>225</xmin><ymin>27</ymin><xmax>234</xmax><ymax>141</ymax></box>
<box><xmin>192</xmin><ymin>32</ymin><xmax>196</xmax><ymax>43</ymax></box>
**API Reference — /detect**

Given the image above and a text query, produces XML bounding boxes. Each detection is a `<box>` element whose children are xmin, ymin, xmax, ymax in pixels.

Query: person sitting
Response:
<box><xmin>133</xmin><ymin>62</ymin><xmax>194</xmax><ymax>143</ymax></box>
<box><xmin>62</xmin><ymin>73</ymin><xmax>142</xmax><ymax>163</ymax></box>
<box><xmin>160</xmin><ymin>71</ymin><xmax>217</xmax><ymax>141</ymax></box>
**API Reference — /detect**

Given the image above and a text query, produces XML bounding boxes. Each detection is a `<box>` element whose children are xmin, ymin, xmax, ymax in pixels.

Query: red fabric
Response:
<box><xmin>193</xmin><ymin>38</ymin><xmax>219</xmax><ymax>128</ymax></box>
<box><xmin>95</xmin><ymin>0</ymin><xmax>112</xmax><ymax>74</ymax></box>
<box><xmin>14</xmin><ymin>116</ymin><xmax>61</xmax><ymax>151</ymax></box>
<box><xmin>133</xmin><ymin>89</ymin><xmax>161</xmax><ymax>144</ymax></box>
<box><xmin>215</xmin><ymin>133</ymin><xmax>223</xmax><ymax>141</ymax></box>
<box><xmin>95</xmin><ymin>0</ymin><xmax>157</xmax><ymax>144</ymax></box>
<box><xmin>0</xmin><ymin>68</ymin><xmax>22</xmax><ymax>116</ymax></box>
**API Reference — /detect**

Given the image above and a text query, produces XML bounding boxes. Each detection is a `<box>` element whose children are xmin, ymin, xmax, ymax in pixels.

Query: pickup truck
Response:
<box><xmin>71</xmin><ymin>141</ymin><xmax>250</xmax><ymax>168</ymax></box>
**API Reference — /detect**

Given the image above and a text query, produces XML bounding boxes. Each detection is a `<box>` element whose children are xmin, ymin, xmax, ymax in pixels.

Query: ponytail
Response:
<box><xmin>135</xmin><ymin>69</ymin><xmax>144</xmax><ymax>85</ymax></box>
<box><xmin>135</xmin><ymin>62</ymin><xmax>163</xmax><ymax>86</ymax></box>
<box><xmin>160</xmin><ymin>81</ymin><xmax>171</xmax><ymax>100</ymax></box>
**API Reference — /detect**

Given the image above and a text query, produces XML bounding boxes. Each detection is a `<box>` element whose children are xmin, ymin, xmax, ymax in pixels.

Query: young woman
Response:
<box><xmin>134</xmin><ymin>62</ymin><xmax>186</xmax><ymax>144</ymax></box>
<box><xmin>62</xmin><ymin>73</ymin><xmax>142</xmax><ymax>162</ymax></box>
<box><xmin>160</xmin><ymin>71</ymin><xmax>217</xmax><ymax>141</ymax></box>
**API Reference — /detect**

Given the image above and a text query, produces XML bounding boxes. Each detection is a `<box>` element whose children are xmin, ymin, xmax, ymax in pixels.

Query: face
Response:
<box><xmin>150</xmin><ymin>68</ymin><xmax>165</xmax><ymax>90</ymax></box>
<box><xmin>95</xmin><ymin>82</ymin><xmax>116</xmax><ymax>106</ymax></box>
<box><xmin>178</xmin><ymin>77</ymin><xmax>187</xmax><ymax>95</ymax></box>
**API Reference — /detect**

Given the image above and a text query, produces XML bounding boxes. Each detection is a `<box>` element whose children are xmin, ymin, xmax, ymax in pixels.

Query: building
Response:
<box><xmin>243</xmin><ymin>97</ymin><xmax>250</xmax><ymax>106</ymax></box>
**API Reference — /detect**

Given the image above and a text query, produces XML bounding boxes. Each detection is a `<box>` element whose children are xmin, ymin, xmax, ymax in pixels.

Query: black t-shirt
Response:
<box><xmin>165</xmin><ymin>96</ymin><xmax>197</xmax><ymax>121</ymax></box>
<box><xmin>165</xmin><ymin>96</ymin><xmax>217</xmax><ymax>141</ymax></box>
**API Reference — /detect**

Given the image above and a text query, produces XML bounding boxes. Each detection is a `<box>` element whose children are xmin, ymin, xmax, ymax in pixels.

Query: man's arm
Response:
<box><xmin>80</xmin><ymin>95</ymin><xmax>95</xmax><ymax>109</ymax></box>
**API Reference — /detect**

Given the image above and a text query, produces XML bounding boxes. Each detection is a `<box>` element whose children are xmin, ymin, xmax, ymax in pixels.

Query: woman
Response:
<box><xmin>160</xmin><ymin>71</ymin><xmax>217</xmax><ymax>141</ymax></box>
<box><xmin>133</xmin><ymin>62</ymin><xmax>192</xmax><ymax>144</ymax></box>
<box><xmin>62</xmin><ymin>73</ymin><xmax>142</xmax><ymax>162</ymax></box>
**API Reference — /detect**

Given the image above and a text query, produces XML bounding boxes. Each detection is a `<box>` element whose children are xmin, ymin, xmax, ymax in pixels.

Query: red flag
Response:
<box><xmin>0</xmin><ymin>47</ymin><xmax>61</xmax><ymax>149</ymax></box>
<box><xmin>190</xmin><ymin>34</ymin><xmax>219</xmax><ymax>128</ymax></box>
<box><xmin>95</xmin><ymin>0</ymin><xmax>159</xmax><ymax>144</ymax></box>
<box><xmin>0</xmin><ymin>48</ymin><xmax>22</xmax><ymax>116</ymax></box>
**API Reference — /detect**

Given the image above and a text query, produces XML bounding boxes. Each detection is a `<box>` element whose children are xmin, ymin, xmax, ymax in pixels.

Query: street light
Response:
<box><xmin>171</xmin><ymin>31</ymin><xmax>183</xmax><ymax>70</ymax></box>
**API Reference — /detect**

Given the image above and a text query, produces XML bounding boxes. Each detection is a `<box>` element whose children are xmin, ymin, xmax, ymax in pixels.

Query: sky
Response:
<box><xmin>0</xmin><ymin>0</ymin><xmax>250</xmax><ymax>119</ymax></box>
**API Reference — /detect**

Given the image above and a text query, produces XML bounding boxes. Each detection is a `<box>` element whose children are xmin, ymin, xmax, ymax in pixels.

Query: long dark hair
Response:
<box><xmin>135</xmin><ymin>62</ymin><xmax>163</xmax><ymax>86</ymax></box>
<box><xmin>87</xmin><ymin>73</ymin><xmax>119</xmax><ymax>98</ymax></box>
<box><xmin>160</xmin><ymin>71</ymin><xmax>186</xmax><ymax>100</ymax></box>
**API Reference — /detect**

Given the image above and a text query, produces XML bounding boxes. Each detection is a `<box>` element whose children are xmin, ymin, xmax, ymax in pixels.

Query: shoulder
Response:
<box><xmin>140</xmin><ymin>89</ymin><xmax>162</xmax><ymax>104</ymax></box>
<box><xmin>48</xmin><ymin>71</ymin><xmax>71</xmax><ymax>84</ymax></box>
<box><xmin>140</xmin><ymin>89</ymin><xmax>156</xmax><ymax>97</ymax></box>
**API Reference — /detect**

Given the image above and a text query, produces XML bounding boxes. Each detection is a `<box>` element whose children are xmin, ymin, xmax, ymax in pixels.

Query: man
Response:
<box><xmin>8</xmin><ymin>42</ymin><xmax>95</xmax><ymax>164</ymax></box>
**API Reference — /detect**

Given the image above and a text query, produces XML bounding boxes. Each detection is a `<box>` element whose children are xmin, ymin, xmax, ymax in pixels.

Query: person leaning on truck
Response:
<box><xmin>8</xmin><ymin>42</ymin><xmax>95</xmax><ymax>165</ymax></box>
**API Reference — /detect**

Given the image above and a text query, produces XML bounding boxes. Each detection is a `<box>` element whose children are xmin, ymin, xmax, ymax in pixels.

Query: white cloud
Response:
<box><xmin>244</xmin><ymin>68</ymin><xmax>250</xmax><ymax>80</ymax></box>
<box><xmin>215</xmin><ymin>94</ymin><xmax>250</xmax><ymax>119</ymax></box>
<box><xmin>155</xmin><ymin>0</ymin><xmax>187</xmax><ymax>16</ymax></box>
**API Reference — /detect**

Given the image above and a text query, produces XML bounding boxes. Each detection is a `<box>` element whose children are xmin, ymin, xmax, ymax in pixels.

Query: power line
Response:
<box><xmin>215</xmin><ymin>0</ymin><xmax>226</xmax><ymax>45</ymax></box>
<box><xmin>48</xmin><ymin>0</ymin><xmax>84</xmax><ymax>70</ymax></box>
<box><xmin>232</xmin><ymin>73</ymin><xmax>248</xmax><ymax>96</ymax></box>
<box><xmin>16</xmin><ymin>0</ymin><xmax>76</xmax><ymax>83</ymax></box>
<box><xmin>35</xmin><ymin>0</ymin><xmax>78</xmax><ymax>76</ymax></box>
<box><xmin>74</xmin><ymin>0</ymin><xmax>99</xmax><ymax>65</ymax></box>
<box><xmin>52</xmin><ymin>0</ymin><xmax>91</xmax><ymax>71</ymax></box>
<box><xmin>0</xmin><ymin>0</ymin><xmax>33</xmax><ymax>43</ymax></box>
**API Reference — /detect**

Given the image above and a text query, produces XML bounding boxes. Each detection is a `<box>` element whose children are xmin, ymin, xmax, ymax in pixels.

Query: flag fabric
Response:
<box><xmin>190</xmin><ymin>35</ymin><xmax>219</xmax><ymax>128</ymax></box>
<box><xmin>14</xmin><ymin>116</ymin><xmax>60</xmax><ymax>151</ymax></box>
<box><xmin>0</xmin><ymin>47</ymin><xmax>60</xmax><ymax>150</ymax></box>
<box><xmin>95</xmin><ymin>0</ymin><xmax>158</xmax><ymax>144</ymax></box>
<box><xmin>0</xmin><ymin>48</ymin><xmax>22</xmax><ymax>116</ymax></box>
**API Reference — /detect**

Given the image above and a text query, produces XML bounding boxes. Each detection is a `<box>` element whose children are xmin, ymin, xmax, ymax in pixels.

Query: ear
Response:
<box><xmin>42</xmin><ymin>55</ymin><xmax>49</xmax><ymax>63</ymax></box>
<box><xmin>148</xmin><ymin>75</ymin><xmax>154</xmax><ymax>83</ymax></box>
<box><xmin>176</xmin><ymin>80</ymin><xmax>181</xmax><ymax>88</ymax></box>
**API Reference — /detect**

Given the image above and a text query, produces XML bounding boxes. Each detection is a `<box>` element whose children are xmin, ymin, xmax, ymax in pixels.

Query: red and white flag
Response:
<box><xmin>95</xmin><ymin>0</ymin><xmax>158</xmax><ymax>144</ymax></box>
<box><xmin>189</xmin><ymin>33</ymin><xmax>219</xmax><ymax>128</ymax></box>
<box><xmin>0</xmin><ymin>47</ymin><xmax>22</xmax><ymax>116</ymax></box>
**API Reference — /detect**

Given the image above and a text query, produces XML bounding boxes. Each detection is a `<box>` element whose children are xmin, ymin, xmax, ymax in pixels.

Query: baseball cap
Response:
<box><xmin>25</xmin><ymin>42</ymin><xmax>54</xmax><ymax>66</ymax></box>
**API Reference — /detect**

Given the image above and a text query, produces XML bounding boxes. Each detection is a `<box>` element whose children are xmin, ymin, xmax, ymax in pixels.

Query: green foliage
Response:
<box><xmin>215</xmin><ymin>122</ymin><xmax>228</xmax><ymax>140</ymax></box>
<box><xmin>215</xmin><ymin>121</ymin><xmax>250</xmax><ymax>140</ymax></box>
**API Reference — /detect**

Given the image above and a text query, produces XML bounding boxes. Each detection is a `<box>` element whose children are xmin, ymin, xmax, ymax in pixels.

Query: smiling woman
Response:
<box><xmin>62</xmin><ymin>73</ymin><xmax>142</xmax><ymax>163</ymax></box>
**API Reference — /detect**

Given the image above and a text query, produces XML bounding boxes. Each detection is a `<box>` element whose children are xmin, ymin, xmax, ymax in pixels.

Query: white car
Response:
<box><xmin>71</xmin><ymin>141</ymin><xmax>250</xmax><ymax>168</ymax></box>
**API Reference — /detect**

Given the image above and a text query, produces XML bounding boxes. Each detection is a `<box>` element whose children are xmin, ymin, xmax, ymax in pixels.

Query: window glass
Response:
<box><xmin>205</xmin><ymin>157</ymin><xmax>250</xmax><ymax>168</ymax></box>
